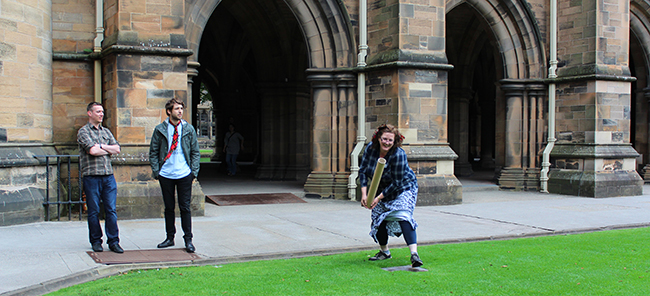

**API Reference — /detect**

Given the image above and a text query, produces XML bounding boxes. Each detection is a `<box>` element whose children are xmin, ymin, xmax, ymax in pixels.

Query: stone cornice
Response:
<box><xmin>52</xmin><ymin>52</ymin><xmax>95</xmax><ymax>61</ymax></box>
<box><xmin>544</xmin><ymin>74</ymin><xmax>637</xmax><ymax>84</ymax></box>
<box><xmin>102</xmin><ymin>45</ymin><xmax>194</xmax><ymax>57</ymax></box>
<box><xmin>53</xmin><ymin>45</ymin><xmax>194</xmax><ymax>61</ymax></box>
<box><xmin>403</xmin><ymin>144</ymin><xmax>459</xmax><ymax>161</ymax></box>
<box><xmin>0</xmin><ymin>144</ymin><xmax>58</xmax><ymax>167</ymax></box>
<box><xmin>550</xmin><ymin>143</ymin><xmax>640</xmax><ymax>158</ymax></box>
<box><xmin>364</xmin><ymin>61</ymin><xmax>454</xmax><ymax>72</ymax></box>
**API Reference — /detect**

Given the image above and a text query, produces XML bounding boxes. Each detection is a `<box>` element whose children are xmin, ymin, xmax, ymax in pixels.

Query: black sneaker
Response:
<box><xmin>410</xmin><ymin>253</ymin><xmax>423</xmax><ymax>267</ymax></box>
<box><xmin>369</xmin><ymin>251</ymin><xmax>392</xmax><ymax>261</ymax></box>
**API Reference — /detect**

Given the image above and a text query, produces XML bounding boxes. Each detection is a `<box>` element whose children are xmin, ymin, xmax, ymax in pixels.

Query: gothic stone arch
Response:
<box><xmin>184</xmin><ymin>0</ymin><xmax>357</xmax><ymax>198</ymax></box>
<box><xmin>446</xmin><ymin>0</ymin><xmax>547</xmax><ymax>190</ymax></box>
<box><xmin>630</xmin><ymin>0</ymin><xmax>650</xmax><ymax>180</ymax></box>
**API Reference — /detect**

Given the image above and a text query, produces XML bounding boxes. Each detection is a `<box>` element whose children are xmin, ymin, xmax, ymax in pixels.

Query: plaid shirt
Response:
<box><xmin>359</xmin><ymin>143</ymin><xmax>417</xmax><ymax>201</ymax></box>
<box><xmin>77</xmin><ymin>123</ymin><xmax>119</xmax><ymax>177</ymax></box>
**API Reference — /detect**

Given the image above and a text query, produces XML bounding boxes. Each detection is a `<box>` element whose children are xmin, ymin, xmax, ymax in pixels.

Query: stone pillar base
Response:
<box><xmin>548</xmin><ymin>143</ymin><xmax>643</xmax><ymax>197</ymax></box>
<box><xmin>548</xmin><ymin>170</ymin><xmax>643</xmax><ymax>197</ymax></box>
<box><xmin>497</xmin><ymin>167</ymin><xmax>526</xmax><ymax>190</ymax></box>
<box><xmin>416</xmin><ymin>175</ymin><xmax>462</xmax><ymax>206</ymax></box>
<box><xmin>115</xmin><ymin>180</ymin><xmax>205</xmax><ymax>219</ymax></box>
<box><xmin>0</xmin><ymin>187</ymin><xmax>44</xmax><ymax>226</ymax></box>
<box><xmin>304</xmin><ymin>171</ymin><xmax>334</xmax><ymax>198</ymax></box>
<box><xmin>110</xmin><ymin>151</ymin><xmax>205</xmax><ymax>219</ymax></box>
<box><xmin>283</xmin><ymin>165</ymin><xmax>311</xmax><ymax>182</ymax></box>
<box><xmin>332</xmin><ymin>172</ymin><xmax>350</xmax><ymax>200</ymax></box>
<box><xmin>404</xmin><ymin>145</ymin><xmax>462</xmax><ymax>205</ymax></box>
<box><xmin>257</xmin><ymin>165</ymin><xmax>309</xmax><ymax>181</ymax></box>
<box><xmin>524</xmin><ymin>168</ymin><xmax>541</xmax><ymax>191</ymax></box>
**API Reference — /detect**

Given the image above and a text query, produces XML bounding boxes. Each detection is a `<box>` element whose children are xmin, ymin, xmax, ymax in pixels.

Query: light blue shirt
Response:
<box><xmin>159</xmin><ymin>119</ymin><xmax>192</xmax><ymax>179</ymax></box>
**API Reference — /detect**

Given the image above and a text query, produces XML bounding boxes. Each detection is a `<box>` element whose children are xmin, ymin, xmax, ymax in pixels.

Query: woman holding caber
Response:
<box><xmin>360</xmin><ymin>124</ymin><xmax>423</xmax><ymax>268</ymax></box>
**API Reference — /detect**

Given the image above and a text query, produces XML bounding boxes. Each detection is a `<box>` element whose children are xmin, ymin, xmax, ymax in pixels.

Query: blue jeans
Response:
<box><xmin>226</xmin><ymin>153</ymin><xmax>238</xmax><ymax>175</ymax></box>
<box><xmin>83</xmin><ymin>175</ymin><xmax>119</xmax><ymax>246</ymax></box>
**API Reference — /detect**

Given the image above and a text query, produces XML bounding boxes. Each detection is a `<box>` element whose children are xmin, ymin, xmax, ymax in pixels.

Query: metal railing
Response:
<box><xmin>33</xmin><ymin>155</ymin><xmax>84</xmax><ymax>221</ymax></box>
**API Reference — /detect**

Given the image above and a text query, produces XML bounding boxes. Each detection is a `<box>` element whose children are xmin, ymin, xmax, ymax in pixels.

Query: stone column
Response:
<box><xmin>333</xmin><ymin>73</ymin><xmax>357</xmax><ymax>199</ymax></box>
<box><xmin>548</xmin><ymin>0</ymin><xmax>642</xmax><ymax>197</ymax></box>
<box><xmin>498</xmin><ymin>81</ymin><xmax>526</xmax><ymax>189</ymax></box>
<box><xmin>287</xmin><ymin>85</ymin><xmax>312</xmax><ymax>182</ymax></box>
<box><xmin>641</xmin><ymin>87</ymin><xmax>650</xmax><ymax>181</ymax></box>
<box><xmin>449</xmin><ymin>88</ymin><xmax>473</xmax><ymax>176</ymax></box>
<box><xmin>99</xmin><ymin>0</ymin><xmax>205</xmax><ymax>217</ymax></box>
<box><xmin>256</xmin><ymin>86</ymin><xmax>274</xmax><ymax>179</ymax></box>
<box><xmin>304</xmin><ymin>72</ymin><xmax>336</xmax><ymax>197</ymax></box>
<box><xmin>187</xmin><ymin>62</ymin><xmax>200</xmax><ymax>126</ymax></box>
<box><xmin>479</xmin><ymin>94</ymin><xmax>496</xmax><ymax>169</ymax></box>
<box><xmin>362</xmin><ymin>0</ymin><xmax>460</xmax><ymax>205</ymax></box>
<box><xmin>524</xmin><ymin>84</ymin><xmax>546</xmax><ymax>190</ymax></box>
<box><xmin>256</xmin><ymin>83</ymin><xmax>285</xmax><ymax>179</ymax></box>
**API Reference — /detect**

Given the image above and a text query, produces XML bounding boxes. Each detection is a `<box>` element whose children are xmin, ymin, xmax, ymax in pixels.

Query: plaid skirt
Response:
<box><xmin>369</xmin><ymin>185</ymin><xmax>418</xmax><ymax>242</ymax></box>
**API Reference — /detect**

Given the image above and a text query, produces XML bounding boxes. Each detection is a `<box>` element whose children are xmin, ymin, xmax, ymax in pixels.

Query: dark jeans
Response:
<box><xmin>83</xmin><ymin>175</ymin><xmax>119</xmax><ymax>246</ymax></box>
<box><xmin>226</xmin><ymin>153</ymin><xmax>238</xmax><ymax>175</ymax></box>
<box><xmin>158</xmin><ymin>174</ymin><xmax>194</xmax><ymax>240</ymax></box>
<box><xmin>376</xmin><ymin>220</ymin><xmax>417</xmax><ymax>246</ymax></box>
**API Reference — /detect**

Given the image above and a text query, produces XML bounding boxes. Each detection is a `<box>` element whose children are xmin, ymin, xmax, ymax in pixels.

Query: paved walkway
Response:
<box><xmin>2</xmin><ymin>168</ymin><xmax>650</xmax><ymax>295</ymax></box>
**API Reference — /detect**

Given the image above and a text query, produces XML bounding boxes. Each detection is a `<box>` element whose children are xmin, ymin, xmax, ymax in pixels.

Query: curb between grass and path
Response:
<box><xmin>6</xmin><ymin>222</ymin><xmax>650</xmax><ymax>296</ymax></box>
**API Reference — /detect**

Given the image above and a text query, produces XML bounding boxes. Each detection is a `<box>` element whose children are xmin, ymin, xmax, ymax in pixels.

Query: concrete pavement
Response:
<box><xmin>2</xmin><ymin>170</ymin><xmax>650</xmax><ymax>295</ymax></box>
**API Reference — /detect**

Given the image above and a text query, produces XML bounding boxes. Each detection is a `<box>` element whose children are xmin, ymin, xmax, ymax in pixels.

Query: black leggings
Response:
<box><xmin>376</xmin><ymin>220</ymin><xmax>417</xmax><ymax>246</ymax></box>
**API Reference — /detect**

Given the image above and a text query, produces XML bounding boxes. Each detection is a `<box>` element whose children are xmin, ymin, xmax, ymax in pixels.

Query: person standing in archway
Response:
<box><xmin>149</xmin><ymin>98</ymin><xmax>201</xmax><ymax>253</ymax></box>
<box><xmin>360</xmin><ymin>124</ymin><xmax>423</xmax><ymax>268</ymax></box>
<box><xmin>223</xmin><ymin>123</ymin><xmax>244</xmax><ymax>176</ymax></box>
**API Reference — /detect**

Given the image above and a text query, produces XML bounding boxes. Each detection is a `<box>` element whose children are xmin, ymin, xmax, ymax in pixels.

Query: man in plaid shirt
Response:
<box><xmin>77</xmin><ymin>102</ymin><xmax>123</xmax><ymax>253</ymax></box>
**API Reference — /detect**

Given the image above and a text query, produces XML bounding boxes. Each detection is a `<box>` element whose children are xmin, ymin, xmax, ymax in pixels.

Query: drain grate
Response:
<box><xmin>205</xmin><ymin>193</ymin><xmax>306</xmax><ymax>206</ymax></box>
<box><xmin>87</xmin><ymin>248</ymin><xmax>200</xmax><ymax>265</ymax></box>
<box><xmin>382</xmin><ymin>265</ymin><xmax>428</xmax><ymax>272</ymax></box>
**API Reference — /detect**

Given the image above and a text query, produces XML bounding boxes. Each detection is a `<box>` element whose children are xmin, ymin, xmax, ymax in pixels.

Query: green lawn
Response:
<box><xmin>50</xmin><ymin>227</ymin><xmax>650</xmax><ymax>295</ymax></box>
<box><xmin>200</xmin><ymin>149</ymin><xmax>213</xmax><ymax>163</ymax></box>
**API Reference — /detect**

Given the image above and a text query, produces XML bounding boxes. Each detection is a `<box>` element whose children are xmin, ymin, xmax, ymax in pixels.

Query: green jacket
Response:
<box><xmin>149</xmin><ymin>119</ymin><xmax>201</xmax><ymax>179</ymax></box>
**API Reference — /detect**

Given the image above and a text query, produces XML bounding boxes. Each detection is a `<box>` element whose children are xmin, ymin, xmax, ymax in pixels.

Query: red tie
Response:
<box><xmin>163</xmin><ymin>121</ymin><xmax>179</xmax><ymax>162</ymax></box>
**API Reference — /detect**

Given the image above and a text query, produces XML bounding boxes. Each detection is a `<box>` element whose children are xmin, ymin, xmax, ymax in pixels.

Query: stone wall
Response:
<box><xmin>112</xmin><ymin>160</ymin><xmax>204</xmax><ymax>219</ymax></box>
<box><xmin>0</xmin><ymin>0</ymin><xmax>53</xmax><ymax>143</ymax></box>
<box><xmin>0</xmin><ymin>144</ymin><xmax>58</xmax><ymax>226</ymax></box>
<box><xmin>52</xmin><ymin>60</ymin><xmax>95</xmax><ymax>143</ymax></box>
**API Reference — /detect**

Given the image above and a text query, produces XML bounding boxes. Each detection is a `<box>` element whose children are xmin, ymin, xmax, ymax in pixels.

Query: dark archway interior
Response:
<box><xmin>446</xmin><ymin>4</ymin><xmax>498</xmax><ymax>178</ymax></box>
<box><xmin>194</xmin><ymin>0</ymin><xmax>310</xmax><ymax>178</ymax></box>
<box><xmin>630</xmin><ymin>30</ymin><xmax>649</xmax><ymax>171</ymax></box>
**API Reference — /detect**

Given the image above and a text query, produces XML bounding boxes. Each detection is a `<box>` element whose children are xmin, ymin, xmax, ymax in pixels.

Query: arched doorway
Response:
<box><xmin>445</xmin><ymin>0</ymin><xmax>547</xmax><ymax>190</ymax></box>
<box><xmin>184</xmin><ymin>0</ymin><xmax>356</xmax><ymax>196</ymax></box>
<box><xmin>446</xmin><ymin>3</ymin><xmax>499</xmax><ymax>178</ymax></box>
<box><xmin>630</xmin><ymin>1</ymin><xmax>650</xmax><ymax>179</ymax></box>
<box><xmin>193</xmin><ymin>0</ymin><xmax>310</xmax><ymax>180</ymax></box>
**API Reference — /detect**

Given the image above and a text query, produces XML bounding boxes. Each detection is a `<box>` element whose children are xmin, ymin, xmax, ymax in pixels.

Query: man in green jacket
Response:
<box><xmin>149</xmin><ymin>98</ymin><xmax>201</xmax><ymax>253</ymax></box>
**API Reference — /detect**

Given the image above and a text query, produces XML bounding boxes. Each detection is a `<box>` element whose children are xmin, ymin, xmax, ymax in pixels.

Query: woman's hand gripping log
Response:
<box><xmin>361</xmin><ymin>158</ymin><xmax>386</xmax><ymax>209</ymax></box>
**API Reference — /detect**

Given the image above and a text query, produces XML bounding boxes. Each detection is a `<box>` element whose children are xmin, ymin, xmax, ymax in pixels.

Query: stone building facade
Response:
<box><xmin>1</xmin><ymin>0</ymin><xmax>648</xmax><ymax>225</ymax></box>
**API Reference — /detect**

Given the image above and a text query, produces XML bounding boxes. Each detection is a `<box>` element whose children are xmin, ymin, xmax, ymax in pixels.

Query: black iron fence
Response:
<box><xmin>33</xmin><ymin>155</ymin><xmax>84</xmax><ymax>221</ymax></box>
